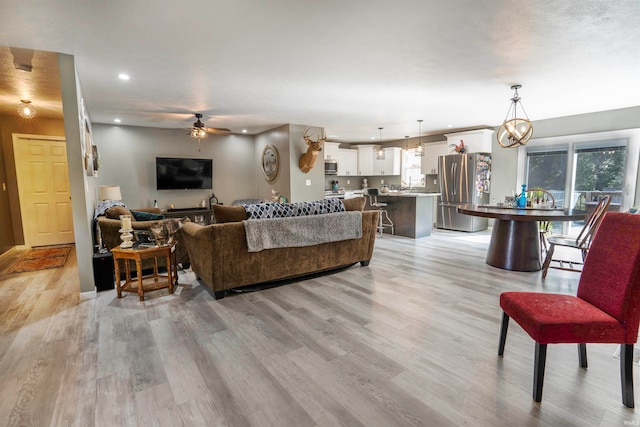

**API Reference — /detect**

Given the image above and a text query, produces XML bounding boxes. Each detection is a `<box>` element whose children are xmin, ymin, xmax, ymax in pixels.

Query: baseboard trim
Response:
<box><xmin>80</xmin><ymin>289</ymin><xmax>97</xmax><ymax>300</ymax></box>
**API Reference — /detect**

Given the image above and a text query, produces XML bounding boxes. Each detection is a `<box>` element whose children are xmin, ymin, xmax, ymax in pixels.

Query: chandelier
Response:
<box><xmin>17</xmin><ymin>100</ymin><xmax>36</xmax><ymax>119</ymax></box>
<box><xmin>497</xmin><ymin>85</ymin><xmax>533</xmax><ymax>148</ymax></box>
<box><xmin>415</xmin><ymin>119</ymin><xmax>425</xmax><ymax>156</ymax></box>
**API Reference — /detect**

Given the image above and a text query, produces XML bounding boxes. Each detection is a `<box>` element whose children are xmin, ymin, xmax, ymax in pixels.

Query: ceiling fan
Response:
<box><xmin>189</xmin><ymin>113</ymin><xmax>231</xmax><ymax>139</ymax></box>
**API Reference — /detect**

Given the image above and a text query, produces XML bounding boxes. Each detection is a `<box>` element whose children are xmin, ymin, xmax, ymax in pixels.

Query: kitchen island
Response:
<box><xmin>366</xmin><ymin>192</ymin><xmax>440</xmax><ymax>238</ymax></box>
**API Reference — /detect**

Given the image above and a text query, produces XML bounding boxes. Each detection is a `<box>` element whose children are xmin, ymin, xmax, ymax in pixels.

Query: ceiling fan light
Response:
<box><xmin>17</xmin><ymin>100</ymin><xmax>36</xmax><ymax>119</ymax></box>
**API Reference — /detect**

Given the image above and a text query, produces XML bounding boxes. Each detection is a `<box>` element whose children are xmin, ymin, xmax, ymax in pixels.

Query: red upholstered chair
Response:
<box><xmin>498</xmin><ymin>212</ymin><xmax>640</xmax><ymax>407</ymax></box>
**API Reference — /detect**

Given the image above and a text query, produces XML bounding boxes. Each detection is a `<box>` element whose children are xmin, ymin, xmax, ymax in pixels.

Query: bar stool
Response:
<box><xmin>367</xmin><ymin>188</ymin><xmax>394</xmax><ymax>236</ymax></box>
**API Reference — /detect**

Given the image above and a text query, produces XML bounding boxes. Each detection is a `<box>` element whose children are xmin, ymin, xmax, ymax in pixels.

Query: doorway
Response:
<box><xmin>12</xmin><ymin>134</ymin><xmax>75</xmax><ymax>247</ymax></box>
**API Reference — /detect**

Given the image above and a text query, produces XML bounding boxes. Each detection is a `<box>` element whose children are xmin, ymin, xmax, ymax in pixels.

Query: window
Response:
<box><xmin>520</xmin><ymin>130</ymin><xmax>639</xmax><ymax>235</ymax></box>
<box><xmin>401</xmin><ymin>149</ymin><xmax>425</xmax><ymax>188</ymax></box>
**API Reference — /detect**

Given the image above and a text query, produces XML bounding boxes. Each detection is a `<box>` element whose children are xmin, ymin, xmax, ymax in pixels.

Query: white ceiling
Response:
<box><xmin>1</xmin><ymin>1</ymin><xmax>639</xmax><ymax>143</ymax></box>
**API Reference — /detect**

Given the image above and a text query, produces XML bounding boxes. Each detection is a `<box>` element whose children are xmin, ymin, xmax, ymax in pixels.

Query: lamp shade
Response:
<box><xmin>98</xmin><ymin>185</ymin><xmax>122</xmax><ymax>201</ymax></box>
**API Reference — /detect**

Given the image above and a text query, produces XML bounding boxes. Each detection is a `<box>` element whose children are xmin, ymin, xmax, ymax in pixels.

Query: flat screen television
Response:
<box><xmin>156</xmin><ymin>157</ymin><xmax>213</xmax><ymax>190</ymax></box>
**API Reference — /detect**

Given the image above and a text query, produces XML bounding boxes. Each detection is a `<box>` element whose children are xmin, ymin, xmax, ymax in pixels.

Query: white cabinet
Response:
<box><xmin>373</xmin><ymin>147</ymin><xmax>401</xmax><ymax>175</ymax></box>
<box><xmin>324</xmin><ymin>142</ymin><xmax>340</xmax><ymax>161</ymax></box>
<box><xmin>356</xmin><ymin>145</ymin><xmax>377</xmax><ymax>176</ymax></box>
<box><xmin>444</xmin><ymin>129</ymin><xmax>494</xmax><ymax>153</ymax></box>
<box><xmin>338</xmin><ymin>148</ymin><xmax>358</xmax><ymax>176</ymax></box>
<box><xmin>421</xmin><ymin>142</ymin><xmax>447</xmax><ymax>175</ymax></box>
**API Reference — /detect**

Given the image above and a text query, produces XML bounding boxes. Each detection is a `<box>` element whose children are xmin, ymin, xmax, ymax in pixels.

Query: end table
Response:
<box><xmin>111</xmin><ymin>244</ymin><xmax>178</xmax><ymax>301</ymax></box>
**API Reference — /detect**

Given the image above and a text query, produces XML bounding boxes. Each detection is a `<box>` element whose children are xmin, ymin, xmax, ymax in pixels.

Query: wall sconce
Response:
<box><xmin>17</xmin><ymin>100</ymin><xmax>36</xmax><ymax>119</ymax></box>
<box><xmin>497</xmin><ymin>84</ymin><xmax>533</xmax><ymax>148</ymax></box>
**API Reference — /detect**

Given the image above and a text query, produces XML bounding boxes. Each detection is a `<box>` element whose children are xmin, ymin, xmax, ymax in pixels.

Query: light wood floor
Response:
<box><xmin>0</xmin><ymin>230</ymin><xmax>637</xmax><ymax>426</ymax></box>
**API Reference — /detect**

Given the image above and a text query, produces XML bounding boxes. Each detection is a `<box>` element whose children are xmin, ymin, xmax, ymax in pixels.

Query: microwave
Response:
<box><xmin>324</xmin><ymin>161</ymin><xmax>338</xmax><ymax>175</ymax></box>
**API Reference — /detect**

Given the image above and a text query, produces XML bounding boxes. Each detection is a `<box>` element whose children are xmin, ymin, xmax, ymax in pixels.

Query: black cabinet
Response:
<box><xmin>93</xmin><ymin>252</ymin><xmax>115</xmax><ymax>291</ymax></box>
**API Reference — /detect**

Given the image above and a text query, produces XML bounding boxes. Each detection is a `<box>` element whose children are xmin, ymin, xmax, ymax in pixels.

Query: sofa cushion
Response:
<box><xmin>131</xmin><ymin>210</ymin><xmax>165</xmax><ymax>221</ymax></box>
<box><xmin>106</xmin><ymin>205</ymin><xmax>132</xmax><ymax>219</ymax></box>
<box><xmin>244</xmin><ymin>199</ymin><xmax>345</xmax><ymax>219</ymax></box>
<box><xmin>342</xmin><ymin>197</ymin><xmax>366</xmax><ymax>211</ymax></box>
<box><xmin>213</xmin><ymin>205</ymin><xmax>248</xmax><ymax>223</ymax></box>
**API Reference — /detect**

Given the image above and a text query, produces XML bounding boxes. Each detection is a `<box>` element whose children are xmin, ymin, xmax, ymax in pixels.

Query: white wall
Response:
<box><xmin>92</xmin><ymin>124</ymin><xmax>256</xmax><ymax>208</ymax></box>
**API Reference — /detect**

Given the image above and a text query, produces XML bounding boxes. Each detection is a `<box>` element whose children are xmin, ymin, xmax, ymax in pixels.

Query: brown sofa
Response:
<box><xmin>97</xmin><ymin>207</ymin><xmax>190</xmax><ymax>268</ymax></box>
<box><xmin>181</xmin><ymin>198</ymin><xmax>378</xmax><ymax>299</ymax></box>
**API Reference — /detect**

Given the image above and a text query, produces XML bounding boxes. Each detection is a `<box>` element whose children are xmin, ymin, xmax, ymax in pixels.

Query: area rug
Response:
<box><xmin>7</xmin><ymin>245</ymin><xmax>72</xmax><ymax>274</ymax></box>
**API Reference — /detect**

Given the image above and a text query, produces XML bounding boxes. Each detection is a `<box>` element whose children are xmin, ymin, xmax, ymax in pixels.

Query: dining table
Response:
<box><xmin>457</xmin><ymin>204</ymin><xmax>587</xmax><ymax>272</ymax></box>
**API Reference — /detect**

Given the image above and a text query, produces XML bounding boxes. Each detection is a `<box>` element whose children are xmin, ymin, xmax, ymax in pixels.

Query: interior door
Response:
<box><xmin>13</xmin><ymin>135</ymin><xmax>74</xmax><ymax>247</ymax></box>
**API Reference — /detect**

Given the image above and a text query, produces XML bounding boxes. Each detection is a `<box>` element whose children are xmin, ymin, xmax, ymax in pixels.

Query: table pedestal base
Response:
<box><xmin>487</xmin><ymin>219</ymin><xmax>541</xmax><ymax>272</ymax></box>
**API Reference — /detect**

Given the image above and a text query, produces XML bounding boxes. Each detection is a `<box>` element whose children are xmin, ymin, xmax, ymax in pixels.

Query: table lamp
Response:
<box><xmin>98</xmin><ymin>185</ymin><xmax>122</xmax><ymax>201</ymax></box>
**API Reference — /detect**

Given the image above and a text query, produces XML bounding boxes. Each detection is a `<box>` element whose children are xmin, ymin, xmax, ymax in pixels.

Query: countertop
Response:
<box><xmin>377</xmin><ymin>192</ymin><xmax>440</xmax><ymax>197</ymax></box>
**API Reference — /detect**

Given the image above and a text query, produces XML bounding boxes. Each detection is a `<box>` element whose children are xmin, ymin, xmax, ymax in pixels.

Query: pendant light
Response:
<box><xmin>415</xmin><ymin>120</ymin><xmax>425</xmax><ymax>156</ymax></box>
<box><xmin>497</xmin><ymin>84</ymin><xmax>533</xmax><ymax>148</ymax></box>
<box><xmin>17</xmin><ymin>100</ymin><xmax>36</xmax><ymax>119</ymax></box>
<box><xmin>376</xmin><ymin>127</ymin><xmax>385</xmax><ymax>160</ymax></box>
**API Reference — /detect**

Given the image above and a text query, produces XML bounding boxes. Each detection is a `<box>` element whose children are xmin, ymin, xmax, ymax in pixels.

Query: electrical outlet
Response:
<box><xmin>347</xmin><ymin>179</ymin><xmax>350</xmax><ymax>185</ymax></box>
<box><xmin>381</xmin><ymin>179</ymin><xmax>384</xmax><ymax>184</ymax></box>
<box><xmin>305</xmin><ymin>179</ymin><xmax>311</xmax><ymax>186</ymax></box>
<box><xmin>434</xmin><ymin>179</ymin><xmax>437</xmax><ymax>184</ymax></box>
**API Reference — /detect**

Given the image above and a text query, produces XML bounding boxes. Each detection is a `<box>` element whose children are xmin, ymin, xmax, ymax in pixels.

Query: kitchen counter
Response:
<box><xmin>367</xmin><ymin>193</ymin><xmax>439</xmax><ymax>238</ymax></box>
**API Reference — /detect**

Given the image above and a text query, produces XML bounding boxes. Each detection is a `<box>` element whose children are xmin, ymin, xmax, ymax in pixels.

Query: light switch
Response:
<box><xmin>305</xmin><ymin>179</ymin><xmax>311</xmax><ymax>186</ymax></box>
<box><xmin>347</xmin><ymin>179</ymin><xmax>350</xmax><ymax>185</ymax></box>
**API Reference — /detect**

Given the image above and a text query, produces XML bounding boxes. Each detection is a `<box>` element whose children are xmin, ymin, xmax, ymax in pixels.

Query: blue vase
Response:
<box><xmin>518</xmin><ymin>184</ymin><xmax>527</xmax><ymax>207</ymax></box>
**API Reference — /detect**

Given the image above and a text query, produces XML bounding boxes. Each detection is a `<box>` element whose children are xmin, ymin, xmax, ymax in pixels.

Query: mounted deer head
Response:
<box><xmin>298</xmin><ymin>128</ymin><xmax>326</xmax><ymax>173</ymax></box>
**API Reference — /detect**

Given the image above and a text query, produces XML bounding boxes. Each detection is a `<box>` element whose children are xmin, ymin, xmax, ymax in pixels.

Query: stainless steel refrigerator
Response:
<box><xmin>437</xmin><ymin>153</ymin><xmax>492</xmax><ymax>232</ymax></box>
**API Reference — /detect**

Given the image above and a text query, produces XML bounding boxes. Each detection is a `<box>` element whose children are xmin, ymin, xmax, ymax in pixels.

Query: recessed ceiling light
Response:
<box><xmin>447</xmin><ymin>124</ymin><xmax>453</xmax><ymax>128</ymax></box>
<box><xmin>242</xmin><ymin>129</ymin><xmax>247</xmax><ymax>133</ymax></box>
<box><xmin>114</xmin><ymin>118</ymin><xmax>121</xmax><ymax>123</ymax></box>
<box><xmin>371</xmin><ymin>136</ymin><xmax>376</xmax><ymax>140</ymax></box>
<box><xmin>118</xmin><ymin>73</ymin><xmax>130</xmax><ymax>81</ymax></box>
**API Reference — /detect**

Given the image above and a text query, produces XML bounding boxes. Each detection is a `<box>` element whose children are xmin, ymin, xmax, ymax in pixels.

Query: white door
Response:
<box><xmin>13</xmin><ymin>134</ymin><xmax>74</xmax><ymax>247</ymax></box>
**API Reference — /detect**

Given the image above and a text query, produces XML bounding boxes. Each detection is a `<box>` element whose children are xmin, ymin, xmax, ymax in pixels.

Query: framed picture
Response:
<box><xmin>84</xmin><ymin>119</ymin><xmax>94</xmax><ymax>176</ymax></box>
<box><xmin>262</xmin><ymin>145</ymin><xmax>279</xmax><ymax>181</ymax></box>
<box><xmin>92</xmin><ymin>145</ymin><xmax>100</xmax><ymax>173</ymax></box>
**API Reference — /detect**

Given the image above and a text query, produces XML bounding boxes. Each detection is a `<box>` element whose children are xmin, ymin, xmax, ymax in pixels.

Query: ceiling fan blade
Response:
<box><xmin>205</xmin><ymin>127</ymin><xmax>231</xmax><ymax>135</ymax></box>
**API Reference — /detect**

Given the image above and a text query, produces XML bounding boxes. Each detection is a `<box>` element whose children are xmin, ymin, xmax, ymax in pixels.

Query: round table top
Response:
<box><xmin>457</xmin><ymin>204</ymin><xmax>587</xmax><ymax>222</ymax></box>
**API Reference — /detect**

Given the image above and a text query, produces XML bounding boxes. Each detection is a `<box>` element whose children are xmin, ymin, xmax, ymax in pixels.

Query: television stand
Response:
<box><xmin>164</xmin><ymin>208</ymin><xmax>213</xmax><ymax>225</ymax></box>
<box><xmin>167</xmin><ymin>207</ymin><xmax>208</xmax><ymax>212</ymax></box>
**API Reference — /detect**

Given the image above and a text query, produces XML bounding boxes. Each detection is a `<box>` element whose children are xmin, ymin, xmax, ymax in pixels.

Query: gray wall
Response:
<box><xmin>289</xmin><ymin>124</ymin><xmax>325</xmax><ymax>202</ymax></box>
<box><xmin>92</xmin><ymin>124</ymin><xmax>256</xmax><ymax>208</ymax></box>
<box><xmin>255</xmin><ymin>125</ymin><xmax>291</xmax><ymax>202</ymax></box>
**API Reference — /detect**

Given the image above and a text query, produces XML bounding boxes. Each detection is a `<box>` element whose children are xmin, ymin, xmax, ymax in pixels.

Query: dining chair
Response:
<box><xmin>498</xmin><ymin>212</ymin><xmax>640</xmax><ymax>407</ymax></box>
<box><xmin>541</xmin><ymin>195</ymin><xmax>610</xmax><ymax>279</ymax></box>
<box><xmin>525</xmin><ymin>189</ymin><xmax>556</xmax><ymax>257</ymax></box>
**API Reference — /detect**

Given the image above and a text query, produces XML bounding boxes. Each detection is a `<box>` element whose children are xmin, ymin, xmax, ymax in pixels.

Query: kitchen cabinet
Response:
<box><xmin>421</xmin><ymin>142</ymin><xmax>447</xmax><ymax>175</ymax></box>
<box><xmin>444</xmin><ymin>129</ymin><xmax>494</xmax><ymax>153</ymax></box>
<box><xmin>324</xmin><ymin>142</ymin><xmax>340</xmax><ymax>161</ymax></box>
<box><xmin>356</xmin><ymin>145</ymin><xmax>377</xmax><ymax>176</ymax></box>
<box><xmin>338</xmin><ymin>148</ymin><xmax>358</xmax><ymax>176</ymax></box>
<box><xmin>373</xmin><ymin>147</ymin><xmax>401</xmax><ymax>176</ymax></box>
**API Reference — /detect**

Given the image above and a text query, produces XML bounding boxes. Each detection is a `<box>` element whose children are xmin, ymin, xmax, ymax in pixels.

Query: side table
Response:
<box><xmin>111</xmin><ymin>244</ymin><xmax>178</xmax><ymax>301</ymax></box>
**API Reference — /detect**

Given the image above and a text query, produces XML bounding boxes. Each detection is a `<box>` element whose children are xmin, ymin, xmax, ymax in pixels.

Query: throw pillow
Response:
<box><xmin>131</xmin><ymin>210</ymin><xmax>165</xmax><ymax>221</ymax></box>
<box><xmin>244</xmin><ymin>199</ymin><xmax>345</xmax><ymax>219</ymax></box>
<box><xmin>105</xmin><ymin>205</ymin><xmax>132</xmax><ymax>219</ymax></box>
<box><xmin>212</xmin><ymin>205</ymin><xmax>248</xmax><ymax>223</ymax></box>
<box><xmin>342</xmin><ymin>197</ymin><xmax>366</xmax><ymax>211</ymax></box>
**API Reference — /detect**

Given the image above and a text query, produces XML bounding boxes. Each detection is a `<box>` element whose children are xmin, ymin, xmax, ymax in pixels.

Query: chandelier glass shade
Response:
<box><xmin>497</xmin><ymin>85</ymin><xmax>533</xmax><ymax>148</ymax></box>
<box><xmin>415</xmin><ymin>119</ymin><xmax>425</xmax><ymax>156</ymax></box>
<box><xmin>17</xmin><ymin>100</ymin><xmax>36</xmax><ymax>119</ymax></box>
<box><xmin>376</xmin><ymin>127</ymin><xmax>385</xmax><ymax>160</ymax></box>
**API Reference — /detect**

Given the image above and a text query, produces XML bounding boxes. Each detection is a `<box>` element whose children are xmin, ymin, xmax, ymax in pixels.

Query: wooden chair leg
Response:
<box><xmin>541</xmin><ymin>243</ymin><xmax>555</xmax><ymax>279</ymax></box>
<box><xmin>533</xmin><ymin>343</ymin><xmax>547</xmax><ymax>402</ymax></box>
<box><xmin>498</xmin><ymin>312</ymin><xmax>509</xmax><ymax>356</ymax></box>
<box><xmin>621</xmin><ymin>344</ymin><xmax>635</xmax><ymax>408</ymax></box>
<box><xmin>578</xmin><ymin>343</ymin><xmax>587</xmax><ymax>368</ymax></box>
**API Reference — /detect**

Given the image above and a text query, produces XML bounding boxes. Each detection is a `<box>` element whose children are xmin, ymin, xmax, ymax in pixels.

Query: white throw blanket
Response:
<box><xmin>243</xmin><ymin>211</ymin><xmax>362</xmax><ymax>252</ymax></box>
